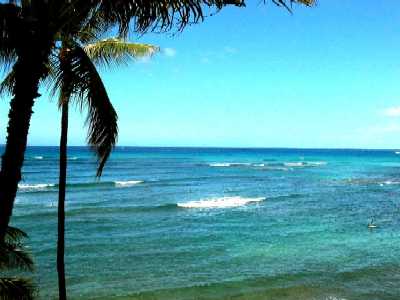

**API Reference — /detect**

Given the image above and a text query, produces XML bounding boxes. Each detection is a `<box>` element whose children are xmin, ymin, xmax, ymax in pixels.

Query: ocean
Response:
<box><xmin>10</xmin><ymin>147</ymin><xmax>400</xmax><ymax>299</ymax></box>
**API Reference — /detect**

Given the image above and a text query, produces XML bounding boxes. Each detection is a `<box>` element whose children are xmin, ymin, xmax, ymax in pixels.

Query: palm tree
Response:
<box><xmin>1</xmin><ymin>36</ymin><xmax>158</xmax><ymax>299</ymax></box>
<box><xmin>55</xmin><ymin>38</ymin><xmax>157</xmax><ymax>300</ymax></box>
<box><xmin>0</xmin><ymin>226</ymin><xmax>35</xmax><ymax>300</ymax></box>
<box><xmin>0</xmin><ymin>0</ymin><xmax>314</xmax><ymax>240</ymax></box>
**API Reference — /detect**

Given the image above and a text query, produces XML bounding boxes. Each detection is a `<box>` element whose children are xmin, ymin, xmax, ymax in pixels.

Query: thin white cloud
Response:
<box><xmin>164</xmin><ymin>48</ymin><xmax>177</xmax><ymax>58</ymax></box>
<box><xmin>382</xmin><ymin>106</ymin><xmax>400</xmax><ymax>117</ymax></box>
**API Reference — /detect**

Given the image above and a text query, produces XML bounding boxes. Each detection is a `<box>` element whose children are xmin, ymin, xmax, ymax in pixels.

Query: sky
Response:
<box><xmin>1</xmin><ymin>1</ymin><xmax>400</xmax><ymax>148</ymax></box>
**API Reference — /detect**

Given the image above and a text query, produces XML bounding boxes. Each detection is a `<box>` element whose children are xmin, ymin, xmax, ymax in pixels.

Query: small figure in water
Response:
<box><xmin>368</xmin><ymin>218</ymin><xmax>377</xmax><ymax>229</ymax></box>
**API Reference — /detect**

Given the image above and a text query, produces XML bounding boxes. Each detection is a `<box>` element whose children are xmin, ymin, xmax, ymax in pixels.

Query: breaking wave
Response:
<box><xmin>209</xmin><ymin>163</ymin><xmax>251</xmax><ymax>167</ymax></box>
<box><xmin>18</xmin><ymin>183</ymin><xmax>55</xmax><ymax>191</ymax></box>
<box><xmin>177</xmin><ymin>196</ymin><xmax>265</xmax><ymax>209</ymax></box>
<box><xmin>18</xmin><ymin>180</ymin><xmax>144</xmax><ymax>192</ymax></box>
<box><xmin>208</xmin><ymin>161</ymin><xmax>327</xmax><ymax>169</ymax></box>
<box><xmin>114</xmin><ymin>180</ymin><xmax>143</xmax><ymax>187</ymax></box>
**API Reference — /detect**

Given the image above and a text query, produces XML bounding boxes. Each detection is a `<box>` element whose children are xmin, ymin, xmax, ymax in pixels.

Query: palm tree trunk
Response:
<box><xmin>0</xmin><ymin>51</ymin><xmax>49</xmax><ymax>241</ymax></box>
<box><xmin>57</xmin><ymin>100</ymin><xmax>68</xmax><ymax>300</ymax></box>
<box><xmin>0</xmin><ymin>0</ymin><xmax>53</xmax><ymax>241</ymax></box>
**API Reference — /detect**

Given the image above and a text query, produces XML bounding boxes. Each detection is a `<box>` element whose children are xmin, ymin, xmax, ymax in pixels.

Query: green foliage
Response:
<box><xmin>49</xmin><ymin>37</ymin><xmax>157</xmax><ymax>176</ymax></box>
<box><xmin>84</xmin><ymin>38</ymin><xmax>158</xmax><ymax>68</ymax></box>
<box><xmin>0</xmin><ymin>243</ymin><xmax>34</xmax><ymax>272</ymax></box>
<box><xmin>53</xmin><ymin>42</ymin><xmax>119</xmax><ymax>176</ymax></box>
<box><xmin>0</xmin><ymin>278</ymin><xmax>34</xmax><ymax>300</ymax></box>
<box><xmin>0</xmin><ymin>227</ymin><xmax>35</xmax><ymax>300</ymax></box>
<box><xmin>0</xmin><ymin>0</ymin><xmax>313</xmax><ymax>175</ymax></box>
<box><xmin>0</xmin><ymin>4</ymin><xmax>19</xmax><ymax>73</ymax></box>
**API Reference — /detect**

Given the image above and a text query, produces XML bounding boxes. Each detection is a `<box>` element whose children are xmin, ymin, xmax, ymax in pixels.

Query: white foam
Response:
<box><xmin>269</xmin><ymin>167</ymin><xmax>289</xmax><ymax>171</ymax></box>
<box><xmin>209</xmin><ymin>162</ymin><xmax>251</xmax><ymax>167</ymax></box>
<box><xmin>34</xmin><ymin>156</ymin><xmax>43</xmax><ymax>160</ymax></box>
<box><xmin>307</xmin><ymin>161</ymin><xmax>327</xmax><ymax>166</ymax></box>
<box><xmin>284</xmin><ymin>162</ymin><xmax>304</xmax><ymax>167</ymax></box>
<box><xmin>69</xmin><ymin>157</ymin><xmax>78</xmax><ymax>160</ymax></box>
<box><xmin>381</xmin><ymin>180</ymin><xmax>400</xmax><ymax>186</ymax></box>
<box><xmin>114</xmin><ymin>180</ymin><xmax>143</xmax><ymax>187</ymax></box>
<box><xmin>177</xmin><ymin>196</ymin><xmax>265</xmax><ymax>209</ymax></box>
<box><xmin>209</xmin><ymin>163</ymin><xmax>231</xmax><ymax>167</ymax></box>
<box><xmin>284</xmin><ymin>161</ymin><xmax>326</xmax><ymax>167</ymax></box>
<box><xmin>395</xmin><ymin>151</ymin><xmax>400</xmax><ymax>154</ymax></box>
<box><xmin>18</xmin><ymin>183</ymin><xmax>55</xmax><ymax>191</ymax></box>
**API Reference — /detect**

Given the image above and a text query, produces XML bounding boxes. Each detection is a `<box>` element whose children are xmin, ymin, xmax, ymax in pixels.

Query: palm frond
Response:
<box><xmin>0</xmin><ymin>69</ymin><xmax>16</xmax><ymax>99</ymax></box>
<box><xmin>95</xmin><ymin>0</ymin><xmax>314</xmax><ymax>34</ymax></box>
<box><xmin>4</xmin><ymin>227</ymin><xmax>27</xmax><ymax>245</ymax></box>
<box><xmin>53</xmin><ymin>43</ymin><xmax>118</xmax><ymax>176</ymax></box>
<box><xmin>84</xmin><ymin>38</ymin><xmax>159</xmax><ymax>69</ymax></box>
<box><xmin>96</xmin><ymin>0</ymin><xmax>245</xmax><ymax>34</ymax></box>
<box><xmin>77</xmin><ymin>8</ymin><xmax>112</xmax><ymax>44</ymax></box>
<box><xmin>0</xmin><ymin>278</ymin><xmax>35</xmax><ymax>300</ymax></box>
<box><xmin>270</xmin><ymin>0</ymin><xmax>315</xmax><ymax>12</ymax></box>
<box><xmin>0</xmin><ymin>243</ymin><xmax>34</xmax><ymax>272</ymax></box>
<box><xmin>0</xmin><ymin>3</ymin><xmax>20</xmax><ymax>73</ymax></box>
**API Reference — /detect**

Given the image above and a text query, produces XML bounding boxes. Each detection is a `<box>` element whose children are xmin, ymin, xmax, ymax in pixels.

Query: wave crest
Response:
<box><xmin>18</xmin><ymin>183</ymin><xmax>55</xmax><ymax>191</ymax></box>
<box><xmin>209</xmin><ymin>163</ymin><xmax>251</xmax><ymax>167</ymax></box>
<box><xmin>209</xmin><ymin>161</ymin><xmax>326</xmax><ymax>169</ymax></box>
<box><xmin>177</xmin><ymin>196</ymin><xmax>265</xmax><ymax>209</ymax></box>
<box><xmin>114</xmin><ymin>180</ymin><xmax>143</xmax><ymax>187</ymax></box>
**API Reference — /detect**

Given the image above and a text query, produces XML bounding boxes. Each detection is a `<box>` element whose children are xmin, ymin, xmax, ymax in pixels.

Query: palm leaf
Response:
<box><xmin>271</xmin><ymin>0</ymin><xmax>315</xmax><ymax>12</ymax></box>
<box><xmin>53</xmin><ymin>43</ymin><xmax>118</xmax><ymax>176</ymax></box>
<box><xmin>0</xmin><ymin>278</ymin><xmax>34</xmax><ymax>300</ymax></box>
<box><xmin>0</xmin><ymin>3</ymin><xmax>20</xmax><ymax>73</ymax></box>
<box><xmin>0</xmin><ymin>69</ymin><xmax>15</xmax><ymax>98</ymax></box>
<box><xmin>4</xmin><ymin>227</ymin><xmax>28</xmax><ymax>245</ymax></box>
<box><xmin>0</xmin><ymin>243</ymin><xmax>34</xmax><ymax>272</ymax></box>
<box><xmin>77</xmin><ymin>8</ymin><xmax>112</xmax><ymax>44</ymax></box>
<box><xmin>95</xmin><ymin>0</ymin><xmax>313</xmax><ymax>34</ymax></box>
<box><xmin>84</xmin><ymin>38</ymin><xmax>159</xmax><ymax>68</ymax></box>
<box><xmin>96</xmin><ymin>0</ymin><xmax>245</xmax><ymax>34</ymax></box>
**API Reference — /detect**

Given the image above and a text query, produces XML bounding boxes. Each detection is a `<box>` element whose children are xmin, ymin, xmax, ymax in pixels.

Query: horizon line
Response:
<box><xmin>2</xmin><ymin>145</ymin><xmax>399</xmax><ymax>151</ymax></box>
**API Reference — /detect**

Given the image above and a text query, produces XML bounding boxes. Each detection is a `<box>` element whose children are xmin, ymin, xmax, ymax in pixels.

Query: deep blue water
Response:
<box><xmin>9</xmin><ymin>147</ymin><xmax>400</xmax><ymax>299</ymax></box>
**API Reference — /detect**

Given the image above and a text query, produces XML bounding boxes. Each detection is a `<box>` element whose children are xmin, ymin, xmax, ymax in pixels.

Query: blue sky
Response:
<box><xmin>1</xmin><ymin>1</ymin><xmax>400</xmax><ymax>148</ymax></box>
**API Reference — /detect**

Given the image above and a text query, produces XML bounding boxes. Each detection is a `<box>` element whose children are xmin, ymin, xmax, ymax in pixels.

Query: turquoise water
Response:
<box><xmin>10</xmin><ymin>147</ymin><xmax>400</xmax><ymax>299</ymax></box>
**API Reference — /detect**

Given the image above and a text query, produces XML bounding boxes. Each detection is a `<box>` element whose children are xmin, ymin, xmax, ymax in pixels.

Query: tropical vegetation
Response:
<box><xmin>0</xmin><ymin>0</ymin><xmax>314</xmax><ymax>245</ymax></box>
<box><xmin>0</xmin><ymin>0</ymin><xmax>314</xmax><ymax>298</ymax></box>
<box><xmin>0</xmin><ymin>226</ymin><xmax>35</xmax><ymax>300</ymax></box>
<box><xmin>54</xmin><ymin>38</ymin><xmax>157</xmax><ymax>299</ymax></box>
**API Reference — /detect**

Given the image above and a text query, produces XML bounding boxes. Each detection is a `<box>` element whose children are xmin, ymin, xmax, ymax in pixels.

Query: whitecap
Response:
<box><xmin>209</xmin><ymin>162</ymin><xmax>251</xmax><ymax>167</ymax></box>
<box><xmin>284</xmin><ymin>162</ymin><xmax>304</xmax><ymax>167</ymax></box>
<box><xmin>18</xmin><ymin>183</ymin><xmax>55</xmax><ymax>191</ymax></box>
<box><xmin>268</xmin><ymin>167</ymin><xmax>289</xmax><ymax>171</ymax></box>
<box><xmin>395</xmin><ymin>151</ymin><xmax>400</xmax><ymax>155</ymax></box>
<box><xmin>306</xmin><ymin>161</ymin><xmax>327</xmax><ymax>166</ymax></box>
<box><xmin>253</xmin><ymin>163</ymin><xmax>265</xmax><ymax>167</ymax></box>
<box><xmin>283</xmin><ymin>161</ymin><xmax>326</xmax><ymax>167</ymax></box>
<box><xmin>34</xmin><ymin>156</ymin><xmax>43</xmax><ymax>160</ymax></box>
<box><xmin>381</xmin><ymin>180</ymin><xmax>400</xmax><ymax>186</ymax></box>
<box><xmin>177</xmin><ymin>196</ymin><xmax>265</xmax><ymax>209</ymax></box>
<box><xmin>324</xmin><ymin>296</ymin><xmax>347</xmax><ymax>300</ymax></box>
<box><xmin>114</xmin><ymin>180</ymin><xmax>143</xmax><ymax>187</ymax></box>
<box><xmin>209</xmin><ymin>163</ymin><xmax>231</xmax><ymax>167</ymax></box>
